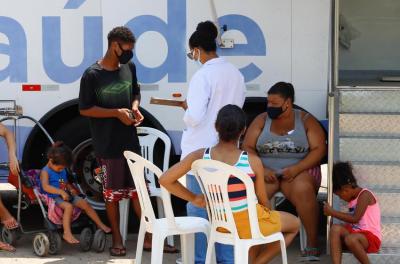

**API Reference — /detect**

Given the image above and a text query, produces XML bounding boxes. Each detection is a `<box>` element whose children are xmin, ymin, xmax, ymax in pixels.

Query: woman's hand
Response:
<box><xmin>281</xmin><ymin>166</ymin><xmax>300</xmax><ymax>182</ymax></box>
<box><xmin>191</xmin><ymin>194</ymin><xmax>206</xmax><ymax>208</ymax></box>
<box><xmin>180</xmin><ymin>100</ymin><xmax>188</xmax><ymax>110</ymax></box>
<box><xmin>8</xmin><ymin>153</ymin><xmax>20</xmax><ymax>176</ymax></box>
<box><xmin>264</xmin><ymin>168</ymin><xmax>277</xmax><ymax>183</ymax></box>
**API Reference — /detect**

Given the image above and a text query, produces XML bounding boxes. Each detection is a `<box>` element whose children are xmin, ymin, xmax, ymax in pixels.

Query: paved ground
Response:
<box><xmin>0</xmin><ymin>182</ymin><xmax>332</xmax><ymax>263</ymax></box>
<box><xmin>0</xmin><ymin>233</ymin><xmax>331</xmax><ymax>264</ymax></box>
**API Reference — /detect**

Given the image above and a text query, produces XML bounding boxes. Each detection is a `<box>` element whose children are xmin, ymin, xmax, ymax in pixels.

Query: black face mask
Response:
<box><xmin>267</xmin><ymin>103</ymin><xmax>287</xmax><ymax>119</ymax></box>
<box><xmin>116</xmin><ymin>43</ymin><xmax>133</xmax><ymax>64</ymax></box>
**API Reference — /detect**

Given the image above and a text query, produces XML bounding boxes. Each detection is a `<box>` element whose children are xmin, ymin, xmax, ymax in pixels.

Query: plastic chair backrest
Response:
<box><xmin>123</xmin><ymin>151</ymin><xmax>176</xmax><ymax>227</ymax></box>
<box><xmin>192</xmin><ymin>159</ymin><xmax>262</xmax><ymax>240</ymax></box>
<box><xmin>137</xmin><ymin>127</ymin><xmax>171</xmax><ymax>189</ymax></box>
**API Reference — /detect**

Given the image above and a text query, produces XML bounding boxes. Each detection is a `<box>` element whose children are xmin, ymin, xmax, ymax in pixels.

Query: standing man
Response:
<box><xmin>79</xmin><ymin>26</ymin><xmax>146</xmax><ymax>256</ymax></box>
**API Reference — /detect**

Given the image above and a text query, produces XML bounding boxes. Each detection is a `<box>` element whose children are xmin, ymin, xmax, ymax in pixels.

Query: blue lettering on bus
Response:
<box><xmin>0</xmin><ymin>0</ymin><xmax>267</xmax><ymax>84</ymax></box>
<box><xmin>64</xmin><ymin>0</ymin><xmax>86</xmax><ymax>9</ymax></box>
<box><xmin>126</xmin><ymin>0</ymin><xmax>186</xmax><ymax>83</ymax></box>
<box><xmin>218</xmin><ymin>15</ymin><xmax>266</xmax><ymax>82</ymax></box>
<box><xmin>0</xmin><ymin>16</ymin><xmax>27</xmax><ymax>82</ymax></box>
<box><xmin>42</xmin><ymin>16</ymin><xmax>103</xmax><ymax>84</ymax></box>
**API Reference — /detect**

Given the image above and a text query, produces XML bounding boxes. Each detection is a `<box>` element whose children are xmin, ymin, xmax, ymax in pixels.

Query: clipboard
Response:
<box><xmin>150</xmin><ymin>97</ymin><xmax>184</xmax><ymax>107</ymax></box>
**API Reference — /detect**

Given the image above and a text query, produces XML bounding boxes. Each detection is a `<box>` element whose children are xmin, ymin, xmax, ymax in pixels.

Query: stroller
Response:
<box><xmin>0</xmin><ymin>104</ymin><xmax>106</xmax><ymax>257</ymax></box>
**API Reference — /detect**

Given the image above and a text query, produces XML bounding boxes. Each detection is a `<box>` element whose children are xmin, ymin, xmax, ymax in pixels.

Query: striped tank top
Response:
<box><xmin>203</xmin><ymin>148</ymin><xmax>257</xmax><ymax>213</ymax></box>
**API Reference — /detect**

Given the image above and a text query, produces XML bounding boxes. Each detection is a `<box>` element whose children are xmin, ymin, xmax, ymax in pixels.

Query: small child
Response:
<box><xmin>324</xmin><ymin>161</ymin><xmax>381</xmax><ymax>264</ymax></box>
<box><xmin>40</xmin><ymin>141</ymin><xmax>111</xmax><ymax>244</ymax></box>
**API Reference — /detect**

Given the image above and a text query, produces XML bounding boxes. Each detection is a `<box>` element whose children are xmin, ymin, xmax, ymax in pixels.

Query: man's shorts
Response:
<box><xmin>97</xmin><ymin>157</ymin><xmax>138</xmax><ymax>202</ymax></box>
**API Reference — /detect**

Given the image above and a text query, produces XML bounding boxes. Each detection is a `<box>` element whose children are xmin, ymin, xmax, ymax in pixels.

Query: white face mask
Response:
<box><xmin>187</xmin><ymin>48</ymin><xmax>203</xmax><ymax>66</ymax></box>
<box><xmin>194</xmin><ymin>49</ymin><xmax>203</xmax><ymax>66</ymax></box>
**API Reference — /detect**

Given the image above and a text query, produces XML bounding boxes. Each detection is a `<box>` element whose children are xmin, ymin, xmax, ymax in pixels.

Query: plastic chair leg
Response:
<box><xmin>300</xmin><ymin>223</ymin><xmax>307</xmax><ymax>251</ymax></box>
<box><xmin>234</xmin><ymin>243</ymin><xmax>249</xmax><ymax>264</ymax></box>
<box><xmin>119</xmin><ymin>198</ymin><xmax>130</xmax><ymax>246</ymax></box>
<box><xmin>180</xmin><ymin>233</ymin><xmax>194</xmax><ymax>264</ymax></box>
<box><xmin>205</xmin><ymin>234</ymin><xmax>215</xmax><ymax>264</ymax></box>
<box><xmin>271</xmin><ymin>196</ymin><xmax>276</xmax><ymax>210</ymax></box>
<box><xmin>280</xmin><ymin>238</ymin><xmax>288</xmax><ymax>264</ymax></box>
<box><xmin>135</xmin><ymin>218</ymin><xmax>146</xmax><ymax>264</ymax></box>
<box><xmin>151</xmin><ymin>232</ymin><xmax>166</xmax><ymax>264</ymax></box>
<box><xmin>156</xmin><ymin>197</ymin><xmax>174</xmax><ymax>247</ymax></box>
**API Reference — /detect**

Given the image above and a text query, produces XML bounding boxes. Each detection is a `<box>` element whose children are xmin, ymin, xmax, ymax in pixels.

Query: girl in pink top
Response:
<box><xmin>324</xmin><ymin>162</ymin><xmax>381</xmax><ymax>264</ymax></box>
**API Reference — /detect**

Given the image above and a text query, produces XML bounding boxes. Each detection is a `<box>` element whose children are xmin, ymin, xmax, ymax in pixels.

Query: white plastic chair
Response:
<box><xmin>119</xmin><ymin>127</ymin><xmax>173</xmax><ymax>246</ymax></box>
<box><xmin>124</xmin><ymin>151</ymin><xmax>210</xmax><ymax>264</ymax></box>
<box><xmin>192</xmin><ymin>159</ymin><xmax>288</xmax><ymax>264</ymax></box>
<box><xmin>272</xmin><ymin>192</ymin><xmax>307</xmax><ymax>251</ymax></box>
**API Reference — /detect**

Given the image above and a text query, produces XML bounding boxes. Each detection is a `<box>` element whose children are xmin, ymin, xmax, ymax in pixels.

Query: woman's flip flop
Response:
<box><xmin>1</xmin><ymin>217</ymin><xmax>19</xmax><ymax>230</ymax></box>
<box><xmin>0</xmin><ymin>241</ymin><xmax>16</xmax><ymax>252</ymax></box>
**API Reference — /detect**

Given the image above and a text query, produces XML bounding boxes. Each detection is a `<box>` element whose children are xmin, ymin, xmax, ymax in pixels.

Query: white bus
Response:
<box><xmin>0</xmin><ymin>0</ymin><xmax>330</xmax><ymax>206</ymax></box>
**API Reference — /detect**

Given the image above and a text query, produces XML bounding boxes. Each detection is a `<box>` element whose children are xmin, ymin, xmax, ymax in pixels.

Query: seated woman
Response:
<box><xmin>242</xmin><ymin>82</ymin><xmax>327</xmax><ymax>261</ymax></box>
<box><xmin>160</xmin><ymin>105</ymin><xmax>300</xmax><ymax>264</ymax></box>
<box><xmin>0</xmin><ymin>123</ymin><xmax>20</xmax><ymax>252</ymax></box>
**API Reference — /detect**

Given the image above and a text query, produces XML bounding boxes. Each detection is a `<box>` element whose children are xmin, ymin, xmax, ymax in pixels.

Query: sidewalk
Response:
<box><xmin>0</xmin><ymin>232</ymin><xmax>331</xmax><ymax>264</ymax></box>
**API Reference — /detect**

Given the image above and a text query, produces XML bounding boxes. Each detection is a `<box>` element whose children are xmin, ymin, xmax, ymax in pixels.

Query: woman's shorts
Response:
<box><xmin>308</xmin><ymin>166</ymin><xmax>322</xmax><ymax>189</ymax></box>
<box><xmin>218</xmin><ymin>204</ymin><xmax>282</xmax><ymax>239</ymax></box>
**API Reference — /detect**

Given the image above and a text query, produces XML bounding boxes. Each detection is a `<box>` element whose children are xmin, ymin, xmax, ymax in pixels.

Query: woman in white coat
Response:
<box><xmin>181</xmin><ymin>21</ymin><xmax>246</xmax><ymax>264</ymax></box>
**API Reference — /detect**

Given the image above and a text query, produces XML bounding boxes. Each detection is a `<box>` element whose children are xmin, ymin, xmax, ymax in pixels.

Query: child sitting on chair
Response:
<box><xmin>324</xmin><ymin>161</ymin><xmax>381</xmax><ymax>264</ymax></box>
<box><xmin>40</xmin><ymin>141</ymin><xmax>111</xmax><ymax>244</ymax></box>
<box><xmin>159</xmin><ymin>105</ymin><xmax>300</xmax><ymax>264</ymax></box>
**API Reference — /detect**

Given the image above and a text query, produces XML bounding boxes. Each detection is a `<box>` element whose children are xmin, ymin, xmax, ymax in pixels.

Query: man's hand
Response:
<box><xmin>191</xmin><ymin>194</ymin><xmax>206</xmax><ymax>208</ymax></box>
<box><xmin>117</xmin><ymin>108</ymin><xmax>134</xmax><ymax>126</ymax></box>
<box><xmin>323</xmin><ymin>202</ymin><xmax>334</xmax><ymax>216</ymax></box>
<box><xmin>264</xmin><ymin>168</ymin><xmax>277</xmax><ymax>183</ymax></box>
<box><xmin>132</xmin><ymin>109</ymin><xmax>144</xmax><ymax>126</ymax></box>
<box><xmin>8</xmin><ymin>154</ymin><xmax>20</xmax><ymax>176</ymax></box>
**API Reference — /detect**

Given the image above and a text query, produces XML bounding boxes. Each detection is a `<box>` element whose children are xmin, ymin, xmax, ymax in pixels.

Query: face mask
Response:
<box><xmin>116</xmin><ymin>43</ymin><xmax>133</xmax><ymax>64</ymax></box>
<box><xmin>267</xmin><ymin>103</ymin><xmax>287</xmax><ymax>119</ymax></box>
<box><xmin>188</xmin><ymin>49</ymin><xmax>203</xmax><ymax>67</ymax></box>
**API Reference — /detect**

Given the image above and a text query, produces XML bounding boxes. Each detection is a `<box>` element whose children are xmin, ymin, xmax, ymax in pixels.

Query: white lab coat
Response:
<box><xmin>181</xmin><ymin>57</ymin><xmax>246</xmax><ymax>159</ymax></box>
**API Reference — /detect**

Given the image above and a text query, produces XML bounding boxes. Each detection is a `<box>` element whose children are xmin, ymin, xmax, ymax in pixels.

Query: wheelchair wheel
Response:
<box><xmin>48</xmin><ymin>231</ymin><xmax>62</xmax><ymax>255</ymax></box>
<box><xmin>79</xmin><ymin>227</ymin><xmax>93</xmax><ymax>252</ymax></box>
<box><xmin>92</xmin><ymin>229</ymin><xmax>106</xmax><ymax>252</ymax></box>
<box><xmin>33</xmin><ymin>233</ymin><xmax>50</xmax><ymax>257</ymax></box>
<box><xmin>1</xmin><ymin>227</ymin><xmax>18</xmax><ymax>246</ymax></box>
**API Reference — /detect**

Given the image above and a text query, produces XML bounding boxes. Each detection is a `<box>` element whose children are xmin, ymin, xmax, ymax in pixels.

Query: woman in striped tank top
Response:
<box><xmin>160</xmin><ymin>105</ymin><xmax>300</xmax><ymax>264</ymax></box>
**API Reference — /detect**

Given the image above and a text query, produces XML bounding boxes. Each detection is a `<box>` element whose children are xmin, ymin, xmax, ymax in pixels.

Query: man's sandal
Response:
<box><xmin>109</xmin><ymin>247</ymin><xmax>126</xmax><ymax>257</ymax></box>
